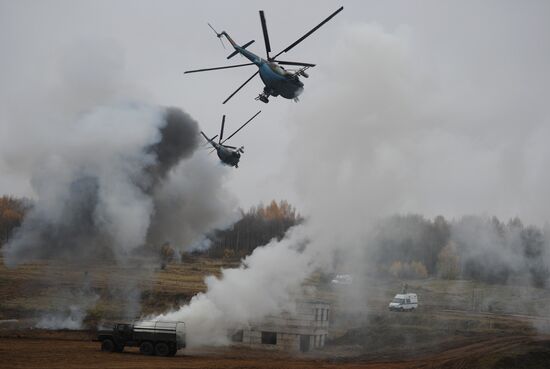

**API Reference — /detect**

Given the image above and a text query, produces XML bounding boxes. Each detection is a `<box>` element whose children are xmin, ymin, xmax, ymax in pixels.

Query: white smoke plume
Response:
<box><xmin>3</xmin><ymin>103</ymin><xmax>195</xmax><ymax>265</ymax></box>
<box><xmin>36</xmin><ymin>306</ymin><xmax>91</xmax><ymax>330</ymax></box>
<box><xmin>157</xmin><ymin>226</ymin><xmax>312</xmax><ymax>346</ymax></box>
<box><xmin>153</xmin><ymin>16</ymin><xmax>550</xmax><ymax>345</ymax></box>
<box><xmin>36</xmin><ymin>272</ymin><xmax>99</xmax><ymax>330</ymax></box>
<box><xmin>0</xmin><ymin>38</ymin><xmax>237</xmax><ymax>327</ymax></box>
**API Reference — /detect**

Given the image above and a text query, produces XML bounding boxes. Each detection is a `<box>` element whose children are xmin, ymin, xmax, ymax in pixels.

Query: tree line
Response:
<box><xmin>0</xmin><ymin>196</ymin><xmax>29</xmax><ymax>246</ymax></box>
<box><xmin>370</xmin><ymin>214</ymin><xmax>550</xmax><ymax>287</ymax></box>
<box><xmin>199</xmin><ymin>200</ymin><xmax>303</xmax><ymax>259</ymax></box>
<box><xmin>3</xmin><ymin>193</ymin><xmax>548</xmax><ymax>288</ymax></box>
<box><xmin>0</xmin><ymin>195</ymin><xmax>302</xmax><ymax>264</ymax></box>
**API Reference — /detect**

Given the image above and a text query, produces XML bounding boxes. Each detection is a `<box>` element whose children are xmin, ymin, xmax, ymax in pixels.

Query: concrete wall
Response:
<box><xmin>240</xmin><ymin>330</ymin><xmax>301</xmax><ymax>351</ymax></box>
<box><xmin>235</xmin><ymin>300</ymin><xmax>331</xmax><ymax>352</ymax></box>
<box><xmin>239</xmin><ymin>329</ymin><xmax>328</xmax><ymax>352</ymax></box>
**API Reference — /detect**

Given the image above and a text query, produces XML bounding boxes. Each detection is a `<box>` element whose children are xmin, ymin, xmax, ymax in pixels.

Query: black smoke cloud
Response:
<box><xmin>1</xmin><ymin>105</ymin><xmax>214</xmax><ymax>266</ymax></box>
<box><xmin>145</xmin><ymin>108</ymin><xmax>199</xmax><ymax>187</ymax></box>
<box><xmin>0</xmin><ymin>33</ymin><xmax>239</xmax><ymax>326</ymax></box>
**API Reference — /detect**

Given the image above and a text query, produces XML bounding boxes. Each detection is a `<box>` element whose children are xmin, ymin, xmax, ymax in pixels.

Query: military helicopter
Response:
<box><xmin>201</xmin><ymin>111</ymin><xmax>261</xmax><ymax>168</ymax></box>
<box><xmin>184</xmin><ymin>6</ymin><xmax>344</xmax><ymax>104</ymax></box>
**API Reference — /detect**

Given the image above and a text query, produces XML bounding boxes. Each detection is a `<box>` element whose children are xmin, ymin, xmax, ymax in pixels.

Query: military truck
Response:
<box><xmin>97</xmin><ymin>321</ymin><xmax>185</xmax><ymax>356</ymax></box>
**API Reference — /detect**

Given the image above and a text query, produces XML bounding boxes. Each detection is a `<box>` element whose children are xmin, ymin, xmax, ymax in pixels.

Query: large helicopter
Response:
<box><xmin>185</xmin><ymin>6</ymin><xmax>343</xmax><ymax>104</ymax></box>
<box><xmin>201</xmin><ymin>111</ymin><xmax>261</xmax><ymax>168</ymax></box>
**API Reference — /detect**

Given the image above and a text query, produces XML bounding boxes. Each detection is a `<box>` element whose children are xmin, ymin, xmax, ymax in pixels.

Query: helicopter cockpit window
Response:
<box><xmin>269</xmin><ymin>63</ymin><xmax>288</xmax><ymax>76</ymax></box>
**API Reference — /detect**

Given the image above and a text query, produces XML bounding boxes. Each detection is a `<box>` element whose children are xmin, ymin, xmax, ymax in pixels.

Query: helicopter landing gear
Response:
<box><xmin>255</xmin><ymin>93</ymin><xmax>269</xmax><ymax>103</ymax></box>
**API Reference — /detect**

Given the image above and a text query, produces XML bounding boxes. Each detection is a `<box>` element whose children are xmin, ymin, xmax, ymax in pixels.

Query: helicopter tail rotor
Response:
<box><xmin>208</xmin><ymin>23</ymin><xmax>226</xmax><ymax>49</ymax></box>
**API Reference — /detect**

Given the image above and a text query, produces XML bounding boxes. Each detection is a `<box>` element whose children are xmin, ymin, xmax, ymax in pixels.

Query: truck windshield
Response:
<box><xmin>392</xmin><ymin>298</ymin><xmax>405</xmax><ymax>304</ymax></box>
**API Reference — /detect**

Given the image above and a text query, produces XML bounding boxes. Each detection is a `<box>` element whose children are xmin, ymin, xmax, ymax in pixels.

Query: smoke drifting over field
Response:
<box><xmin>156</xmin><ymin>226</ymin><xmax>313</xmax><ymax>345</ymax></box>
<box><xmin>3</xmin><ymin>105</ymin><xmax>202</xmax><ymax>266</ymax></box>
<box><xmin>2</xmin><ymin>0</ymin><xmax>549</xmax><ymax>342</ymax></box>
<box><xmin>154</xmin><ymin>16</ymin><xmax>550</xmax><ymax>345</ymax></box>
<box><xmin>0</xmin><ymin>38</ymin><xmax>237</xmax><ymax>327</ymax></box>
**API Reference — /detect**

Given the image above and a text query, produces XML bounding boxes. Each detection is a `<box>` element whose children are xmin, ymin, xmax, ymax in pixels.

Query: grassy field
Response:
<box><xmin>2</xmin><ymin>253</ymin><xmax>550</xmax><ymax>324</ymax></box>
<box><xmin>1</xmin><ymin>254</ymin><xmax>550</xmax><ymax>368</ymax></box>
<box><xmin>0</xmin><ymin>255</ymin><xmax>239</xmax><ymax>322</ymax></box>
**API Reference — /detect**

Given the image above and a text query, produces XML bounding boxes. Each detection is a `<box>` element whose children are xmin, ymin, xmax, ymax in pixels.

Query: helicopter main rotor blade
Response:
<box><xmin>272</xmin><ymin>6</ymin><xmax>343</xmax><ymax>59</ymax></box>
<box><xmin>219</xmin><ymin>115</ymin><xmax>226</xmax><ymax>143</ymax></box>
<box><xmin>221</xmin><ymin>110</ymin><xmax>262</xmax><ymax>144</ymax></box>
<box><xmin>276</xmin><ymin>60</ymin><xmax>316</xmax><ymax>67</ymax></box>
<box><xmin>222</xmin><ymin>70</ymin><xmax>259</xmax><ymax>104</ymax></box>
<box><xmin>259</xmin><ymin>10</ymin><xmax>272</xmax><ymax>59</ymax></box>
<box><xmin>200</xmin><ymin>131</ymin><xmax>214</xmax><ymax>143</ymax></box>
<box><xmin>184</xmin><ymin>63</ymin><xmax>255</xmax><ymax>74</ymax></box>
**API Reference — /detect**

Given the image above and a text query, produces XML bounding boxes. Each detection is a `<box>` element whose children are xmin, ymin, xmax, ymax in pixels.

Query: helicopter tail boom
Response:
<box><xmin>217</xmin><ymin>31</ymin><xmax>238</xmax><ymax>48</ymax></box>
<box><xmin>227</xmin><ymin>39</ymin><xmax>255</xmax><ymax>59</ymax></box>
<box><xmin>208</xmin><ymin>23</ymin><xmax>241</xmax><ymax>49</ymax></box>
<box><xmin>200</xmin><ymin>131</ymin><xmax>218</xmax><ymax>149</ymax></box>
<box><xmin>206</xmin><ymin>22</ymin><xmax>263</xmax><ymax>67</ymax></box>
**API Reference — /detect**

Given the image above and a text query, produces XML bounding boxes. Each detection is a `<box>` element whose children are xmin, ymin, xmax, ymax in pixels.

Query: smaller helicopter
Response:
<box><xmin>201</xmin><ymin>111</ymin><xmax>261</xmax><ymax>168</ymax></box>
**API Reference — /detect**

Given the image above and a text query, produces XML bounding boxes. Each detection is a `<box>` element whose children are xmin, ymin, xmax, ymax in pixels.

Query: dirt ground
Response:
<box><xmin>2</xmin><ymin>256</ymin><xmax>550</xmax><ymax>368</ymax></box>
<box><xmin>1</xmin><ymin>329</ymin><xmax>549</xmax><ymax>369</ymax></box>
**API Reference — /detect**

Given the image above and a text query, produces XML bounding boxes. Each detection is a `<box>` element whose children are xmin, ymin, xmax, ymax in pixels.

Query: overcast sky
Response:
<box><xmin>1</xmin><ymin>0</ymin><xmax>549</xmax><ymax>224</ymax></box>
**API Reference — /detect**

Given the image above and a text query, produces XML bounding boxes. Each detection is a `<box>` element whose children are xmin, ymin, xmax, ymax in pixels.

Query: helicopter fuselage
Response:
<box><xmin>216</xmin><ymin>145</ymin><xmax>241</xmax><ymax>167</ymax></box>
<box><xmin>201</xmin><ymin>131</ymin><xmax>242</xmax><ymax>168</ymax></box>
<box><xmin>258</xmin><ymin>62</ymin><xmax>304</xmax><ymax>99</ymax></box>
<box><xmin>223</xmin><ymin>33</ymin><xmax>304</xmax><ymax>100</ymax></box>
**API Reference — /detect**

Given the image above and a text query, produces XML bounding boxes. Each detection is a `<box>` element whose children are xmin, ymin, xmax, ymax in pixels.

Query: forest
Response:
<box><xmin>201</xmin><ymin>200</ymin><xmax>303</xmax><ymax>259</ymax></box>
<box><xmin>0</xmin><ymin>196</ymin><xmax>28</xmax><ymax>246</ymax></box>
<box><xmin>1</xmin><ymin>195</ymin><xmax>548</xmax><ymax>287</ymax></box>
<box><xmin>369</xmin><ymin>214</ymin><xmax>550</xmax><ymax>287</ymax></box>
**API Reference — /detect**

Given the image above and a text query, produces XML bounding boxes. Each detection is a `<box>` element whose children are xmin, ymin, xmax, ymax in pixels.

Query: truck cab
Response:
<box><xmin>388</xmin><ymin>293</ymin><xmax>418</xmax><ymax>311</ymax></box>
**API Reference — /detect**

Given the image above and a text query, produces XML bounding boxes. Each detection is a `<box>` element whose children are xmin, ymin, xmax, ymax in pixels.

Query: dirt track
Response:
<box><xmin>0</xmin><ymin>336</ymin><xmax>384</xmax><ymax>369</ymax></box>
<box><xmin>1</xmin><ymin>332</ymin><xmax>549</xmax><ymax>369</ymax></box>
<box><xmin>2</xmin><ymin>258</ymin><xmax>550</xmax><ymax>368</ymax></box>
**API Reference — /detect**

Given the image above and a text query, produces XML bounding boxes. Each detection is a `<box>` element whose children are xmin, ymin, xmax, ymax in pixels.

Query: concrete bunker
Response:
<box><xmin>231</xmin><ymin>299</ymin><xmax>330</xmax><ymax>352</ymax></box>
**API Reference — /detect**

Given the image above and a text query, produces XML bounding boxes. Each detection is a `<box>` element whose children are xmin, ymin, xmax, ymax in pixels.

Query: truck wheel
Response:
<box><xmin>155</xmin><ymin>342</ymin><xmax>170</xmax><ymax>357</ymax></box>
<box><xmin>140</xmin><ymin>341</ymin><xmax>154</xmax><ymax>356</ymax></box>
<box><xmin>101</xmin><ymin>339</ymin><xmax>115</xmax><ymax>352</ymax></box>
<box><xmin>168</xmin><ymin>347</ymin><xmax>177</xmax><ymax>357</ymax></box>
<box><xmin>114</xmin><ymin>344</ymin><xmax>124</xmax><ymax>352</ymax></box>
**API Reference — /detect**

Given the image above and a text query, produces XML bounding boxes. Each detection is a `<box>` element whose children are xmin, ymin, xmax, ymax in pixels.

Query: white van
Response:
<box><xmin>331</xmin><ymin>274</ymin><xmax>353</xmax><ymax>285</ymax></box>
<box><xmin>388</xmin><ymin>293</ymin><xmax>418</xmax><ymax>311</ymax></box>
